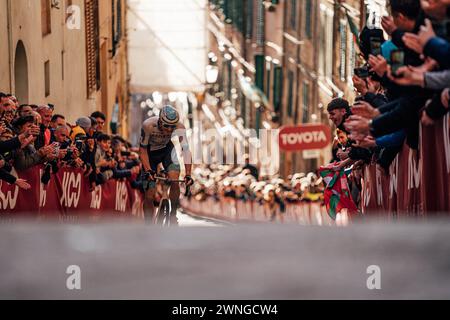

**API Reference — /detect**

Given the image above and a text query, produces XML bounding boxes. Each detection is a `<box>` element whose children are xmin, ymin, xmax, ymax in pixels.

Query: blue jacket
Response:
<box><xmin>424</xmin><ymin>37</ymin><xmax>450</xmax><ymax>70</ymax></box>
<box><xmin>376</xmin><ymin>130</ymin><xmax>406</xmax><ymax>148</ymax></box>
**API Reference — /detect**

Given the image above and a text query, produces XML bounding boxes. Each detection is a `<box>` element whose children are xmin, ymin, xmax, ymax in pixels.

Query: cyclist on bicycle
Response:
<box><xmin>139</xmin><ymin>105</ymin><xmax>194</xmax><ymax>223</ymax></box>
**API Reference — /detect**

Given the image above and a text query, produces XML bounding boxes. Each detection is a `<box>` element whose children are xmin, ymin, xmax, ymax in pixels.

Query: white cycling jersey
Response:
<box><xmin>140</xmin><ymin>116</ymin><xmax>186</xmax><ymax>151</ymax></box>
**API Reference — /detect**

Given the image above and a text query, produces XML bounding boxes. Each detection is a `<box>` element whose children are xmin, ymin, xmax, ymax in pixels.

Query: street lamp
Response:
<box><xmin>206</xmin><ymin>65</ymin><xmax>219</xmax><ymax>85</ymax></box>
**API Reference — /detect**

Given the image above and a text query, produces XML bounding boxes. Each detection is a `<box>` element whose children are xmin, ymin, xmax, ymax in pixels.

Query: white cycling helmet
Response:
<box><xmin>159</xmin><ymin>105</ymin><xmax>179</xmax><ymax>126</ymax></box>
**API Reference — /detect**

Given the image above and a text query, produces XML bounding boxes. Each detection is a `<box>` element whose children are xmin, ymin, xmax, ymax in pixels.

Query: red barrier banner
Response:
<box><xmin>362</xmin><ymin>116</ymin><xmax>450</xmax><ymax>217</ymax></box>
<box><xmin>421</xmin><ymin>114</ymin><xmax>450</xmax><ymax>213</ymax></box>
<box><xmin>0</xmin><ymin>165</ymin><xmax>144</xmax><ymax>218</ymax></box>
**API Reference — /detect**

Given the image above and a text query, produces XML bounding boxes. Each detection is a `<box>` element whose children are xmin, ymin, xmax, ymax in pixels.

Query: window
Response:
<box><xmin>287</xmin><ymin>71</ymin><xmax>294</xmax><ymax>118</ymax></box>
<box><xmin>41</xmin><ymin>0</ymin><xmax>51</xmax><ymax>36</ymax></box>
<box><xmin>302</xmin><ymin>82</ymin><xmax>310</xmax><ymax>124</ymax></box>
<box><xmin>289</xmin><ymin>0</ymin><xmax>297</xmax><ymax>30</ymax></box>
<box><xmin>44</xmin><ymin>60</ymin><xmax>50</xmax><ymax>97</ymax></box>
<box><xmin>304</xmin><ymin>0</ymin><xmax>312</xmax><ymax>39</ymax></box>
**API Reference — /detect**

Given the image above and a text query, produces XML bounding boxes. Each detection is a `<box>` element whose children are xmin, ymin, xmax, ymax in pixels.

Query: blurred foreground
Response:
<box><xmin>1</xmin><ymin>218</ymin><xmax>450</xmax><ymax>299</ymax></box>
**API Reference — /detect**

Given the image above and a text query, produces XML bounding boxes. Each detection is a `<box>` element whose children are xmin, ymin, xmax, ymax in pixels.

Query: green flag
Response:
<box><xmin>346</xmin><ymin>10</ymin><xmax>361</xmax><ymax>48</ymax></box>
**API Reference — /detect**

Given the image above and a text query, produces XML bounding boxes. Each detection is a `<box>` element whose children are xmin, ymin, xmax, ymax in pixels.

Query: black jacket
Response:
<box><xmin>0</xmin><ymin>137</ymin><xmax>21</xmax><ymax>154</ymax></box>
<box><xmin>371</xmin><ymin>96</ymin><xmax>429</xmax><ymax>149</ymax></box>
<box><xmin>0</xmin><ymin>168</ymin><xmax>17</xmax><ymax>184</ymax></box>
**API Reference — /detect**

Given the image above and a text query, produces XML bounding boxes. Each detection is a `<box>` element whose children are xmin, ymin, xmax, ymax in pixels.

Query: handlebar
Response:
<box><xmin>154</xmin><ymin>176</ymin><xmax>192</xmax><ymax>197</ymax></box>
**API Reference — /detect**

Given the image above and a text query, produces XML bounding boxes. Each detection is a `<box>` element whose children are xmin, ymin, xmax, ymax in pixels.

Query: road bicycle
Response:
<box><xmin>154</xmin><ymin>173</ymin><xmax>191</xmax><ymax>227</ymax></box>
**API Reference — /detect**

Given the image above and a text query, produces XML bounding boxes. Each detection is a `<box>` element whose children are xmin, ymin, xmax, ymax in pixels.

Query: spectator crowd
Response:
<box><xmin>0</xmin><ymin>93</ymin><xmax>142</xmax><ymax>193</ymax></box>
<box><xmin>323</xmin><ymin>0</ymin><xmax>450</xmax><ymax>217</ymax></box>
<box><xmin>188</xmin><ymin>160</ymin><xmax>324</xmax><ymax>221</ymax></box>
<box><xmin>187</xmin><ymin>0</ymin><xmax>450</xmax><ymax>221</ymax></box>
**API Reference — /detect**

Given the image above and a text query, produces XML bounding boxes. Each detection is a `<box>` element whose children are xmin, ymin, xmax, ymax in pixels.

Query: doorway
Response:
<box><xmin>14</xmin><ymin>41</ymin><xmax>29</xmax><ymax>104</ymax></box>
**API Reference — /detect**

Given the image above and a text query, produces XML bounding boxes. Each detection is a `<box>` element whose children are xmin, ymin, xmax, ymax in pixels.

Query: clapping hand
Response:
<box><xmin>352</xmin><ymin>101</ymin><xmax>380</xmax><ymax>119</ymax></box>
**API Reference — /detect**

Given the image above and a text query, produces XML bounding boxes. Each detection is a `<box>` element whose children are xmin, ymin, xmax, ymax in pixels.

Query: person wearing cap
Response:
<box><xmin>328</xmin><ymin>98</ymin><xmax>352</xmax><ymax>164</ymax></box>
<box><xmin>327</xmin><ymin>98</ymin><xmax>351</xmax><ymax>134</ymax></box>
<box><xmin>70</xmin><ymin>117</ymin><xmax>92</xmax><ymax>141</ymax></box>
<box><xmin>327</xmin><ymin>98</ymin><xmax>372</xmax><ymax>166</ymax></box>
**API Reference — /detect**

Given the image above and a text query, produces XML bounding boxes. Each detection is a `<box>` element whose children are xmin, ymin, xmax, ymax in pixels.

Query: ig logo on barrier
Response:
<box><xmin>66</xmin><ymin>265</ymin><xmax>81</xmax><ymax>290</ymax></box>
<box><xmin>366</xmin><ymin>265</ymin><xmax>381</xmax><ymax>290</ymax></box>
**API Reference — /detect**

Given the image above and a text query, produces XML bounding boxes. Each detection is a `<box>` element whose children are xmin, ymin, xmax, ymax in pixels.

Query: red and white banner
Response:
<box><xmin>362</xmin><ymin>115</ymin><xmax>450</xmax><ymax>217</ymax></box>
<box><xmin>0</xmin><ymin>165</ymin><xmax>144</xmax><ymax>219</ymax></box>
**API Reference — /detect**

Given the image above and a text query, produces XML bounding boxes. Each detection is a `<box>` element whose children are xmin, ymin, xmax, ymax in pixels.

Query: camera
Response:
<box><xmin>60</xmin><ymin>140</ymin><xmax>71</xmax><ymax>149</ymax></box>
<box><xmin>66</xmin><ymin>149</ymin><xmax>73</xmax><ymax>159</ymax></box>
<box><xmin>1</xmin><ymin>159</ymin><xmax>13</xmax><ymax>172</ymax></box>
<box><xmin>390</xmin><ymin>49</ymin><xmax>405</xmax><ymax>77</ymax></box>
<box><xmin>359</xmin><ymin>27</ymin><xmax>385</xmax><ymax>60</ymax></box>
<box><xmin>354</xmin><ymin>66</ymin><xmax>370</xmax><ymax>79</ymax></box>
<box><xmin>75</xmin><ymin>140</ymin><xmax>83</xmax><ymax>150</ymax></box>
<box><xmin>369</xmin><ymin>37</ymin><xmax>382</xmax><ymax>56</ymax></box>
<box><xmin>121</xmin><ymin>151</ymin><xmax>131</xmax><ymax>157</ymax></box>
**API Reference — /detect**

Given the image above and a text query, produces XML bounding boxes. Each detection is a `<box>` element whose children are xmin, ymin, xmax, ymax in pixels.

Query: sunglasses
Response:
<box><xmin>163</xmin><ymin>124</ymin><xmax>177</xmax><ymax>129</ymax></box>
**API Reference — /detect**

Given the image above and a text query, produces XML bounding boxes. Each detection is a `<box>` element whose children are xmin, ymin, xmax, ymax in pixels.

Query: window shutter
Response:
<box><xmin>41</xmin><ymin>0</ymin><xmax>51</xmax><ymax>36</ymax></box>
<box><xmin>256</xmin><ymin>0</ymin><xmax>265</xmax><ymax>46</ymax></box>
<box><xmin>289</xmin><ymin>0</ymin><xmax>297</xmax><ymax>30</ymax></box>
<box><xmin>273</xmin><ymin>66</ymin><xmax>282</xmax><ymax>113</ymax></box>
<box><xmin>245</xmin><ymin>0</ymin><xmax>253</xmax><ymax>39</ymax></box>
<box><xmin>287</xmin><ymin>71</ymin><xmax>294</xmax><ymax>118</ymax></box>
<box><xmin>302</xmin><ymin>82</ymin><xmax>310</xmax><ymax>124</ymax></box>
<box><xmin>255</xmin><ymin>54</ymin><xmax>265</xmax><ymax>91</ymax></box>
<box><xmin>305</xmin><ymin>0</ymin><xmax>312</xmax><ymax>39</ymax></box>
<box><xmin>85</xmin><ymin>0</ymin><xmax>100</xmax><ymax>95</ymax></box>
